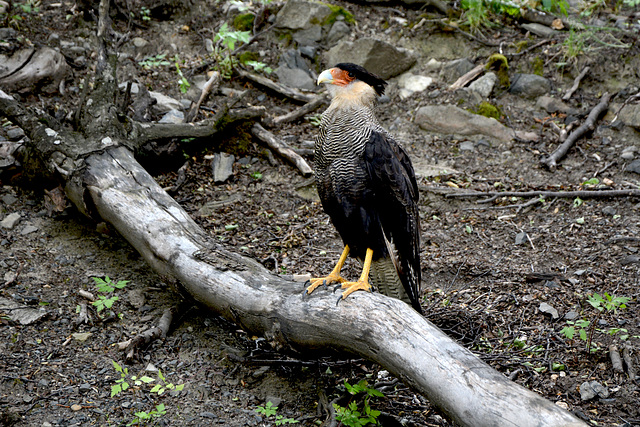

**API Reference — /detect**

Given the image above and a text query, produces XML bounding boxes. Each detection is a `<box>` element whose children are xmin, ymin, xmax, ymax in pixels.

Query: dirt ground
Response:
<box><xmin>1</xmin><ymin>0</ymin><xmax>640</xmax><ymax>426</ymax></box>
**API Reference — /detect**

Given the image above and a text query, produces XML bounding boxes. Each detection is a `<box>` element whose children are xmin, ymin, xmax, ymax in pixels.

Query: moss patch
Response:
<box><xmin>238</xmin><ymin>51</ymin><xmax>259</xmax><ymax>64</ymax></box>
<box><xmin>321</xmin><ymin>3</ymin><xmax>355</xmax><ymax>26</ymax></box>
<box><xmin>486</xmin><ymin>53</ymin><xmax>509</xmax><ymax>87</ymax></box>
<box><xmin>233</xmin><ymin>13</ymin><xmax>255</xmax><ymax>31</ymax></box>
<box><xmin>470</xmin><ymin>102</ymin><xmax>503</xmax><ymax>120</ymax></box>
<box><xmin>532</xmin><ymin>56</ymin><xmax>544</xmax><ymax>76</ymax></box>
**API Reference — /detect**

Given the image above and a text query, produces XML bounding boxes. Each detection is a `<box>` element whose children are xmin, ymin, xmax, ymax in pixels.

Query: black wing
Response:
<box><xmin>364</xmin><ymin>130</ymin><xmax>421</xmax><ymax>310</ymax></box>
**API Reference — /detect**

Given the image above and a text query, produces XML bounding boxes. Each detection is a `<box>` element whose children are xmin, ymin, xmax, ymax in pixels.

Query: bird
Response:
<box><xmin>305</xmin><ymin>63</ymin><xmax>422</xmax><ymax>313</ymax></box>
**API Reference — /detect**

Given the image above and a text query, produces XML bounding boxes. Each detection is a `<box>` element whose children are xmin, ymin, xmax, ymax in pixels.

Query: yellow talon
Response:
<box><xmin>305</xmin><ymin>245</ymin><xmax>350</xmax><ymax>296</ymax></box>
<box><xmin>337</xmin><ymin>247</ymin><xmax>374</xmax><ymax>301</ymax></box>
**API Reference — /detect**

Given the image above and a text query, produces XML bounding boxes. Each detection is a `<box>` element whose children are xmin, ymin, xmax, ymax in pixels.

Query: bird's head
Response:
<box><xmin>317</xmin><ymin>63</ymin><xmax>387</xmax><ymax>101</ymax></box>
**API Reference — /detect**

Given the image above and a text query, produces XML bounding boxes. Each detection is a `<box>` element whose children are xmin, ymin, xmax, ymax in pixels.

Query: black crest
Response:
<box><xmin>335</xmin><ymin>63</ymin><xmax>387</xmax><ymax>97</ymax></box>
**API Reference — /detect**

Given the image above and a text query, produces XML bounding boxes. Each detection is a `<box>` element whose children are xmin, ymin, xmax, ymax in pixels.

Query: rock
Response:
<box><xmin>149</xmin><ymin>91</ymin><xmax>183</xmax><ymax>113</ymax></box>
<box><xmin>415</xmin><ymin>105</ymin><xmax>515</xmax><ymax>143</ymax></box>
<box><xmin>468</xmin><ymin>72</ymin><xmax>497</xmax><ymax>98</ymax></box>
<box><xmin>158</xmin><ymin>109</ymin><xmax>185</xmax><ymax>124</ymax></box>
<box><xmin>71</xmin><ymin>404</ymin><xmax>82</xmax><ymax>411</ymax></box>
<box><xmin>1</xmin><ymin>212</ymin><xmax>21</xmax><ymax>229</ymax></box>
<box><xmin>0</xmin><ymin>297</ymin><xmax>48</xmax><ymax>325</ymax></box>
<box><xmin>275</xmin><ymin>49</ymin><xmax>315</xmax><ymax>90</ymax></box>
<box><xmin>580</xmin><ymin>381</ymin><xmax>609</xmax><ymax>401</ymax></box>
<box><xmin>132</xmin><ymin>37</ymin><xmax>149</xmax><ymax>48</ymax></box>
<box><xmin>601</xmin><ymin>206</ymin><xmax>616</xmax><ymax>216</ymax></box>
<box><xmin>459</xmin><ymin>141</ymin><xmax>475</xmax><ymax>152</ymax></box>
<box><xmin>536</xmin><ymin>96</ymin><xmax>576</xmax><ymax>115</ymax></box>
<box><xmin>72</xmin><ymin>332</ymin><xmax>93</xmax><ymax>342</ymax></box>
<box><xmin>211</xmin><ymin>153</ymin><xmax>235</xmax><ymax>183</ymax></box>
<box><xmin>443</xmin><ymin>58</ymin><xmax>476</xmax><ymax>81</ymax></box>
<box><xmin>127</xmin><ymin>289</ymin><xmax>146</xmax><ymax>309</ymax></box>
<box><xmin>515</xmin><ymin>231</ymin><xmax>528</xmax><ymax>245</ymax></box>
<box><xmin>292</xmin><ymin>26</ymin><xmax>323</xmax><ymax>46</ymax></box>
<box><xmin>565</xmin><ymin>311</ymin><xmax>579</xmax><ymax>320</ymax></box>
<box><xmin>539</xmin><ymin>302</ymin><xmax>559</xmax><ymax>319</ymax></box>
<box><xmin>521</xmin><ymin>23</ymin><xmax>557</xmax><ymax>38</ymax></box>
<box><xmin>1</xmin><ymin>194</ymin><xmax>18</xmax><ymax>205</ymax></box>
<box><xmin>20</xmin><ymin>224</ymin><xmax>39</xmax><ymax>235</ymax></box>
<box><xmin>618</xmin><ymin>103</ymin><xmax>640</xmax><ymax>129</ymax></box>
<box><xmin>275</xmin><ymin>0</ymin><xmax>333</xmax><ymax>30</ymax></box>
<box><xmin>325</xmin><ymin>38</ymin><xmax>416</xmax><ymax>79</ymax></box>
<box><xmin>397</xmin><ymin>73</ymin><xmax>433</xmax><ymax>99</ymax></box>
<box><xmin>6</xmin><ymin>127</ymin><xmax>25</xmax><ymax>140</ymax></box>
<box><xmin>265</xmin><ymin>396</ymin><xmax>283</xmax><ymax>408</ymax></box>
<box><xmin>625</xmin><ymin>159</ymin><xmax>640</xmax><ymax>174</ymax></box>
<box><xmin>510</xmin><ymin>74</ymin><xmax>551</xmax><ymax>98</ymax></box>
<box><xmin>326</xmin><ymin>21</ymin><xmax>351</xmax><ymax>46</ymax></box>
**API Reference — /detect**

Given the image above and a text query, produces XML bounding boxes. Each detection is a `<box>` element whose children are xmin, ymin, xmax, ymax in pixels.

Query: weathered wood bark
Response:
<box><xmin>79</xmin><ymin>145</ymin><xmax>586</xmax><ymax>427</ymax></box>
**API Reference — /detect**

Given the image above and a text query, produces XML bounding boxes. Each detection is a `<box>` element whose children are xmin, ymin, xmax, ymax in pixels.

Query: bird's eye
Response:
<box><xmin>347</xmin><ymin>72</ymin><xmax>355</xmax><ymax>78</ymax></box>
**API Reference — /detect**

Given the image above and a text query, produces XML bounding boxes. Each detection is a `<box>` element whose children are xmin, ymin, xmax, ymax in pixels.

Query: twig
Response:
<box><xmin>562</xmin><ymin>66</ymin><xmax>590</xmax><ymax>101</ymax></box>
<box><xmin>236</xmin><ymin>68</ymin><xmax>316</xmax><ymax>103</ymax></box>
<box><xmin>123</xmin><ymin>307</ymin><xmax>174</xmax><ymax>361</ymax></box>
<box><xmin>265</xmin><ymin>96</ymin><xmax>328</xmax><ymax>127</ymax></box>
<box><xmin>184</xmin><ymin>71</ymin><xmax>220</xmax><ymax>123</ymax></box>
<box><xmin>449</xmin><ymin>64</ymin><xmax>485</xmax><ymax>91</ymax></box>
<box><xmin>448</xmin><ymin>188</ymin><xmax>640</xmax><ymax>200</ymax></box>
<box><xmin>541</xmin><ymin>92</ymin><xmax>611</xmax><ymax>170</ymax></box>
<box><xmin>611</xmin><ymin>91</ymin><xmax>640</xmax><ymax>123</ymax></box>
<box><xmin>251</xmin><ymin>123</ymin><xmax>313</xmax><ymax>176</ymax></box>
<box><xmin>609</xmin><ymin>344</ymin><xmax>624</xmax><ymax>373</ymax></box>
<box><xmin>622</xmin><ymin>345</ymin><xmax>636</xmax><ymax>380</ymax></box>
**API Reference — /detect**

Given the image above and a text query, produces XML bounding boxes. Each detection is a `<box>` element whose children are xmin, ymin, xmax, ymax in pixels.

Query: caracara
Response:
<box><xmin>305</xmin><ymin>63</ymin><xmax>422</xmax><ymax>313</ymax></box>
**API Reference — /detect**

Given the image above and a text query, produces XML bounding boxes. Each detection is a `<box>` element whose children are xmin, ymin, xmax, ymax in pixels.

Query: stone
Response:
<box><xmin>539</xmin><ymin>302</ymin><xmax>559</xmax><ymax>319</ymax></box>
<box><xmin>0</xmin><ymin>296</ymin><xmax>48</xmax><ymax>325</ymax></box>
<box><xmin>468</xmin><ymin>72</ymin><xmax>497</xmax><ymax>98</ymax></box>
<box><xmin>415</xmin><ymin>105</ymin><xmax>514</xmax><ymax>143</ymax></box>
<box><xmin>521</xmin><ymin>23</ymin><xmax>557</xmax><ymax>38</ymax></box>
<box><xmin>443</xmin><ymin>58</ymin><xmax>476</xmax><ymax>80</ymax></box>
<box><xmin>292</xmin><ymin>26</ymin><xmax>323</xmax><ymax>46</ymax></box>
<box><xmin>625</xmin><ymin>159</ymin><xmax>640</xmax><ymax>174</ymax></box>
<box><xmin>1</xmin><ymin>194</ymin><xmax>18</xmax><ymax>205</ymax></box>
<box><xmin>132</xmin><ymin>37</ymin><xmax>149</xmax><ymax>48</ymax></box>
<box><xmin>515</xmin><ymin>231</ymin><xmax>528</xmax><ymax>245</ymax></box>
<box><xmin>1</xmin><ymin>212</ymin><xmax>21</xmax><ymax>229</ymax></box>
<box><xmin>158</xmin><ymin>109</ymin><xmax>185</xmax><ymax>124</ymax></box>
<box><xmin>580</xmin><ymin>381</ymin><xmax>609</xmax><ymax>401</ymax></box>
<box><xmin>536</xmin><ymin>95</ymin><xmax>576</xmax><ymax>115</ymax></box>
<box><xmin>326</xmin><ymin>21</ymin><xmax>351</xmax><ymax>46</ymax></box>
<box><xmin>275</xmin><ymin>67</ymin><xmax>315</xmax><ymax>91</ymax></box>
<box><xmin>149</xmin><ymin>91</ymin><xmax>183</xmax><ymax>113</ymax></box>
<box><xmin>459</xmin><ymin>141</ymin><xmax>475</xmax><ymax>151</ymax></box>
<box><xmin>510</xmin><ymin>74</ymin><xmax>551</xmax><ymax>98</ymax></box>
<box><xmin>72</xmin><ymin>332</ymin><xmax>93</xmax><ymax>342</ymax></box>
<box><xmin>618</xmin><ymin>103</ymin><xmax>640</xmax><ymax>129</ymax></box>
<box><xmin>325</xmin><ymin>38</ymin><xmax>416</xmax><ymax>80</ymax></box>
<box><xmin>6</xmin><ymin>127</ymin><xmax>25</xmax><ymax>140</ymax></box>
<box><xmin>211</xmin><ymin>153</ymin><xmax>235</xmax><ymax>183</ymax></box>
<box><xmin>275</xmin><ymin>0</ymin><xmax>333</xmax><ymax>30</ymax></box>
<box><xmin>601</xmin><ymin>206</ymin><xmax>616</xmax><ymax>216</ymax></box>
<box><xmin>20</xmin><ymin>224</ymin><xmax>39</xmax><ymax>235</ymax></box>
<box><xmin>397</xmin><ymin>73</ymin><xmax>433</xmax><ymax>99</ymax></box>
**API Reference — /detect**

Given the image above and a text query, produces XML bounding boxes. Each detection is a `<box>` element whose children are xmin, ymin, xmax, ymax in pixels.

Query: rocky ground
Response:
<box><xmin>1</xmin><ymin>0</ymin><xmax>640</xmax><ymax>426</ymax></box>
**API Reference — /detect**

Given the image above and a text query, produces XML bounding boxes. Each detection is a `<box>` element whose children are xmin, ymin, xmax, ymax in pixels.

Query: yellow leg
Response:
<box><xmin>305</xmin><ymin>245</ymin><xmax>350</xmax><ymax>296</ymax></box>
<box><xmin>338</xmin><ymin>247</ymin><xmax>373</xmax><ymax>301</ymax></box>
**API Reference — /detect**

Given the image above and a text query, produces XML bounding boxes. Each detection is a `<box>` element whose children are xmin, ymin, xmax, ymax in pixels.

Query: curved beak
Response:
<box><xmin>317</xmin><ymin>68</ymin><xmax>335</xmax><ymax>86</ymax></box>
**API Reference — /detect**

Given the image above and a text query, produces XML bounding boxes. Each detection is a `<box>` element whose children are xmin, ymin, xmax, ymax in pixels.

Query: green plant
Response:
<box><xmin>172</xmin><ymin>56</ymin><xmax>191</xmax><ymax>94</ymax></box>
<box><xmin>250</xmin><ymin>171</ymin><xmax>263</xmax><ymax>180</ymax></box>
<box><xmin>128</xmin><ymin>403</ymin><xmax>166</xmax><ymax>426</ymax></box>
<box><xmin>111</xmin><ymin>360</ymin><xmax>185</xmax><ymax>425</ymax></box>
<box><xmin>560</xmin><ymin>293</ymin><xmax>632</xmax><ymax>353</ymax></box>
<box><xmin>140</xmin><ymin>6</ymin><xmax>151</xmax><ymax>22</ymax></box>
<box><xmin>138</xmin><ymin>54</ymin><xmax>170</xmax><ymax>69</ymax></box>
<box><xmin>92</xmin><ymin>276</ymin><xmax>128</xmax><ymax>313</ymax></box>
<box><xmin>254</xmin><ymin>401</ymin><xmax>298</xmax><ymax>425</ymax></box>
<box><xmin>212</xmin><ymin>22</ymin><xmax>251</xmax><ymax>78</ymax></box>
<box><xmin>333</xmin><ymin>379</ymin><xmax>383</xmax><ymax>427</ymax></box>
<box><xmin>15</xmin><ymin>0</ymin><xmax>41</xmax><ymax>14</ymax></box>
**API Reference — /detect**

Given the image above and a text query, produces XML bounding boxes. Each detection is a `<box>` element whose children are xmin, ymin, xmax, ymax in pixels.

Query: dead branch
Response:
<box><xmin>610</xmin><ymin>345</ymin><xmax>624</xmax><ymax>373</ymax></box>
<box><xmin>122</xmin><ymin>307</ymin><xmax>174</xmax><ymax>361</ymax></box>
<box><xmin>251</xmin><ymin>123</ymin><xmax>313</xmax><ymax>176</ymax></box>
<box><xmin>449</xmin><ymin>64</ymin><xmax>485</xmax><ymax>91</ymax></box>
<box><xmin>447</xmin><ymin>188</ymin><xmax>640</xmax><ymax>201</ymax></box>
<box><xmin>541</xmin><ymin>92</ymin><xmax>611</xmax><ymax>170</ymax></box>
<box><xmin>236</xmin><ymin>68</ymin><xmax>317</xmax><ymax>103</ymax></box>
<box><xmin>266</xmin><ymin>96</ymin><xmax>328</xmax><ymax>127</ymax></box>
<box><xmin>622</xmin><ymin>345</ymin><xmax>636</xmax><ymax>380</ymax></box>
<box><xmin>562</xmin><ymin>66</ymin><xmax>590</xmax><ymax>101</ymax></box>
<box><xmin>184</xmin><ymin>71</ymin><xmax>220</xmax><ymax>123</ymax></box>
<box><xmin>520</xmin><ymin>9</ymin><xmax>570</xmax><ymax>30</ymax></box>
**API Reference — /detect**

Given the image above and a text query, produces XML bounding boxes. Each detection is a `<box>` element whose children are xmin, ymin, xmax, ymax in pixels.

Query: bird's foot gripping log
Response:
<box><xmin>304</xmin><ymin>245</ymin><xmax>349</xmax><ymax>295</ymax></box>
<box><xmin>305</xmin><ymin>246</ymin><xmax>375</xmax><ymax>305</ymax></box>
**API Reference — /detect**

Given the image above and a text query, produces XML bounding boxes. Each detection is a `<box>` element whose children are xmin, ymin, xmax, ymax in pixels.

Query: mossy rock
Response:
<box><xmin>486</xmin><ymin>53</ymin><xmax>509</xmax><ymax>87</ymax></box>
<box><xmin>233</xmin><ymin>13</ymin><xmax>255</xmax><ymax>31</ymax></box>
<box><xmin>323</xmin><ymin>3</ymin><xmax>355</xmax><ymax>25</ymax></box>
